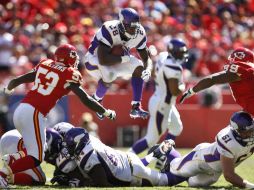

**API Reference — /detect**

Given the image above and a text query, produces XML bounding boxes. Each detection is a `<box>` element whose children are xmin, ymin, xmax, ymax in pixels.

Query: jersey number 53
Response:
<box><xmin>31</xmin><ymin>67</ymin><xmax>59</xmax><ymax>96</ymax></box>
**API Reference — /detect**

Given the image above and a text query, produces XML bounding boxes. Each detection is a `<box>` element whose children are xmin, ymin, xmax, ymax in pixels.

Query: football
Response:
<box><xmin>110</xmin><ymin>45</ymin><xmax>125</xmax><ymax>56</ymax></box>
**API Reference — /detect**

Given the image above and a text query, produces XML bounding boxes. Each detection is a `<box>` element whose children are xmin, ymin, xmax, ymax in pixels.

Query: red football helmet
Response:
<box><xmin>228</xmin><ymin>47</ymin><xmax>254</xmax><ymax>64</ymax></box>
<box><xmin>54</xmin><ymin>44</ymin><xmax>79</xmax><ymax>68</ymax></box>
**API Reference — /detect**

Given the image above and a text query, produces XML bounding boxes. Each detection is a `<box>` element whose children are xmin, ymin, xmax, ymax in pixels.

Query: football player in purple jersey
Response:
<box><xmin>84</xmin><ymin>8</ymin><xmax>153</xmax><ymax>120</ymax></box>
<box><xmin>163</xmin><ymin>111</ymin><xmax>254</xmax><ymax>188</ymax></box>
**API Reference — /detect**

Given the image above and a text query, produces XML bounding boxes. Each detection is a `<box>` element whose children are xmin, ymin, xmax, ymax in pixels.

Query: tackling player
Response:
<box><xmin>45</xmin><ymin>126</ymin><xmax>90</xmax><ymax>187</ymax></box>
<box><xmin>61</xmin><ymin>127</ymin><xmax>176</xmax><ymax>187</ymax></box>
<box><xmin>84</xmin><ymin>8</ymin><xmax>153</xmax><ymax>120</ymax></box>
<box><xmin>0</xmin><ymin>129</ymin><xmax>46</xmax><ymax>186</ymax></box>
<box><xmin>164</xmin><ymin>111</ymin><xmax>254</xmax><ymax>188</ymax></box>
<box><xmin>0</xmin><ymin>44</ymin><xmax>116</xmax><ymax>188</ymax></box>
<box><xmin>131</xmin><ymin>39</ymin><xmax>188</xmax><ymax>165</ymax></box>
<box><xmin>180</xmin><ymin>47</ymin><xmax>254</xmax><ymax>116</ymax></box>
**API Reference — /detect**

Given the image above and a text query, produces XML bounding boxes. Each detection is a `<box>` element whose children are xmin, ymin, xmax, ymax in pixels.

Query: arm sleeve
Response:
<box><xmin>97</xmin><ymin>25</ymin><xmax>113</xmax><ymax>47</ymax></box>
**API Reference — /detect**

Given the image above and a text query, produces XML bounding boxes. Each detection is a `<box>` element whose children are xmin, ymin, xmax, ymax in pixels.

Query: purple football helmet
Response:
<box><xmin>167</xmin><ymin>38</ymin><xmax>188</xmax><ymax>62</ymax></box>
<box><xmin>63</xmin><ymin>127</ymin><xmax>90</xmax><ymax>157</ymax></box>
<box><xmin>230</xmin><ymin>111</ymin><xmax>254</xmax><ymax>145</ymax></box>
<box><xmin>119</xmin><ymin>8</ymin><xmax>140</xmax><ymax>39</ymax></box>
<box><xmin>45</xmin><ymin>128</ymin><xmax>63</xmax><ymax>164</ymax></box>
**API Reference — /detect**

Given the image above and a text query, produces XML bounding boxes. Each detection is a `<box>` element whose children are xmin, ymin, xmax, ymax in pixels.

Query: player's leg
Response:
<box><xmin>170</xmin><ymin>151</ymin><xmax>201</xmax><ymax>177</ymax></box>
<box><xmin>0</xmin><ymin>130</ymin><xmax>22</xmax><ymax>187</ymax></box>
<box><xmin>166</xmin><ymin>106</ymin><xmax>183</xmax><ymax>140</ymax></box>
<box><xmin>131</xmin><ymin>96</ymin><xmax>167</xmax><ymax>154</ymax></box>
<box><xmin>128</xmin><ymin>152</ymin><xmax>168</xmax><ymax>186</ymax></box>
<box><xmin>13</xmin><ymin>166</ymin><xmax>46</xmax><ymax>185</ymax></box>
<box><xmin>131</xmin><ymin>99</ymin><xmax>161</xmax><ymax>154</ymax></box>
<box><xmin>1</xmin><ymin>104</ymin><xmax>46</xmax><ymax>178</ymax></box>
<box><xmin>188</xmin><ymin>172</ymin><xmax>221</xmax><ymax>187</ymax></box>
<box><xmin>114</xmin><ymin>56</ymin><xmax>148</xmax><ymax>119</ymax></box>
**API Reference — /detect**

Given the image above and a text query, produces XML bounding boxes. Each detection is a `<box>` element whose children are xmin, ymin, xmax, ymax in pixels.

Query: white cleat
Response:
<box><xmin>0</xmin><ymin>175</ymin><xmax>8</xmax><ymax>189</ymax></box>
<box><xmin>2</xmin><ymin>154</ymin><xmax>12</xmax><ymax>166</ymax></box>
<box><xmin>1</xmin><ymin>154</ymin><xmax>13</xmax><ymax>177</ymax></box>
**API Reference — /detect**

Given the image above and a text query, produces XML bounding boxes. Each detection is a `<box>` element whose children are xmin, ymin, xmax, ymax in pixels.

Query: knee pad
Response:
<box><xmin>168</xmin><ymin>122</ymin><xmax>183</xmax><ymax>137</ymax></box>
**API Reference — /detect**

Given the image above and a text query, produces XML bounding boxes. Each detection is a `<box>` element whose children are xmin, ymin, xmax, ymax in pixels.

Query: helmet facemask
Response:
<box><xmin>167</xmin><ymin>39</ymin><xmax>189</xmax><ymax>63</ymax></box>
<box><xmin>118</xmin><ymin>8</ymin><xmax>140</xmax><ymax>40</ymax></box>
<box><xmin>63</xmin><ymin>128</ymin><xmax>90</xmax><ymax>159</ymax></box>
<box><xmin>69</xmin><ymin>50</ymin><xmax>80</xmax><ymax>69</ymax></box>
<box><xmin>230</xmin><ymin>112</ymin><xmax>254</xmax><ymax>146</ymax></box>
<box><xmin>120</xmin><ymin>21</ymin><xmax>140</xmax><ymax>39</ymax></box>
<box><xmin>54</xmin><ymin>44</ymin><xmax>79</xmax><ymax>69</ymax></box>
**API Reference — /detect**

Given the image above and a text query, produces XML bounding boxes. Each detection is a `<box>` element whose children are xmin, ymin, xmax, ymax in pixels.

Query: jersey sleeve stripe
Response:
<box><xmin>101</xmin><ymin>25</ymin><xmax>113</xmax><ymax>45</ymax></box>
<box><xmin>79</xmin><ymin>150</ymin><xmax>93</xmax><ymax>170</ymax></box>
<box><xmin>176</xmin><ymin>151</ymin><xmax>196</xmax><ymax>170</ymax></box>
<box><xmin>85</xmin><ymin>62</ymin><xmax>99</xmax><ymax>71</ymax></box>
<box><xmin>58</xmin><ymin>158</ymin><xmax>73</xmax><ymax>171</ymax></box>
<box><xmin>136</xmin><ymin>36</ymin><xmax>147</xmax><ymax>49</ymax></box>
<box><xmin>88</xmin><ymin>36</ymin><xmax>100</xmax><ymax>55</ymax></box>
<box><xmin>165</xmin><ymin>65</ymin><xmax>182</xmax><ymax>71</ymax></box>
<box><xmin>33</xmin><ymin>109</ymin><xmax>43</xmax><ymax>162</ymax></box>
<box><xmin>216</xmin><ymin>137</ymin><xmax>233</xmax><ymax>154</ymax></box>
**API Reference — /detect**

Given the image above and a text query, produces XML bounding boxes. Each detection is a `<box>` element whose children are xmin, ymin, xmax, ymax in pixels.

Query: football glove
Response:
<box><xmin>50</xmin><ymin>175</ymin><xmax>69</xmax><ymax>186</ymax></box>
<box><xmin>141</xmin><ymin>69</ymin><xmax>151</xmax><ymax>82</ymax></box>
<box><xmin>69</xmin><ymin>178</ymin><xmax>81</xmax><ymax>187</ymax></box>
<box><xmin>178</xmin><ymin>82</ymin><xmax>186</xmax><ymax>92</ymax></box>
<box><xmin>180</xmin><ymin>88</ymin><xmax>195</xmax><ymax>103</ymax></box>
<box><xmin>103</xmin><ymin>109</ymin><xmax>116</xmax><ymax>120</ymax></box>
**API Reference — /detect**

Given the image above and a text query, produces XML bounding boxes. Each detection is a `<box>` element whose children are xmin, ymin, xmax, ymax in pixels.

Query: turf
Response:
<box><xmin>3</xmin><ymin>148</ymin><xmax>254</xmax><ymax>189</ymax></box>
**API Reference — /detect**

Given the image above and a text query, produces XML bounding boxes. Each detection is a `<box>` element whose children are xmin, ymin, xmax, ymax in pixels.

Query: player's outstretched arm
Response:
<box><xmin>221</xmin><ymin>155</ymin><xmax>254</xmax><ymax>189</ymax></box>
<box><xmin>180</xmin><ymin>71</ymin><xmax>240</xmax><ymax>103</ymax></box>
<box><xmin>3</xmin><ymin>70</ymin><xmax>36</xmax><ymax>95</ymax></box>
<box><xmin>88</xmin><ymin>164</ymin><xmax>112</xmax><ymax>187</ymax></box>
<box><xmin>69</xmin><ymin>83</ymin><xmax>116</xmax><ymax>120</ymax></box>
<box><xmin>97</xmin><ymin>42</ymin><xmax>127</xmax><ymax>66</ymax></box>
<box><xmin>138</xmin><ymin>47</ymin><xmax>152</xmax><ymax>82</ymax></box>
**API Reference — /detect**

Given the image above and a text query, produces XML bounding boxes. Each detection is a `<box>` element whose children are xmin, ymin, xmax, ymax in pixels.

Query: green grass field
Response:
<box><xmin>2</xmin><ymin>148</ymin><xmax>254</xmax><ymax>190</ymax></box>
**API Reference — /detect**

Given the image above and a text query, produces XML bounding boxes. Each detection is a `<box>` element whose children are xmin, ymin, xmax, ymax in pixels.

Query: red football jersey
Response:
<box><xmin>224</xmin><ymin>61</ymin><xmax>254</xmax><ymax>114</ymax></box>
<box><xmin>22</xmin><ymin>59</ymin><xmax>82</xmax><ymax>116</ymax></box>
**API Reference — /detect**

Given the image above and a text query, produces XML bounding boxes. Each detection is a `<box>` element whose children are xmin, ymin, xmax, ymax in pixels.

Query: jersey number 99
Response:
<box><xmin>223</xmin><ymin>64</ymin><xmax>239</xmax><ymax>73</ymax></box>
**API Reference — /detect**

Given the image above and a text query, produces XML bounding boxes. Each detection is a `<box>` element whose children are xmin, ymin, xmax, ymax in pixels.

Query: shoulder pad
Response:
<box><xmin>216</xmin><ymin>127</ymin><xmax>235</xmax><ymax>158</ymax></box>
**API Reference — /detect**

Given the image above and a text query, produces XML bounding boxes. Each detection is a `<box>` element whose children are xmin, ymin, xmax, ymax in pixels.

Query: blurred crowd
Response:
<box><xmin>1</xmin><ymin>0</ymin><xmax>254</xmax><ymax>93</ymax></box>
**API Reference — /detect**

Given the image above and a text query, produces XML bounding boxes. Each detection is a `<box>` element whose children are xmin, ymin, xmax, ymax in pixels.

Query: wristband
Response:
<box><xmin>4</xmin><ymin>87</ymin><xmax>14</xmax><ymax>95</ymax></box>
<box><xmin>189</xmin><ymin>88</ymin><xmax>196</xmax><ymax>94</ymax></box>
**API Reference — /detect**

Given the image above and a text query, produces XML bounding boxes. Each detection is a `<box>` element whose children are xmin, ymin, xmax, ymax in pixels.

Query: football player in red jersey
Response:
<box><xmin>180</xmin><ymin>47</ymin><xmax>254</xmax><ymax>115</ymax></box>
<box><xmin>0</xmin><ymin>44</ymin><xmax>116</xmax><ymax>188</ymax></box>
